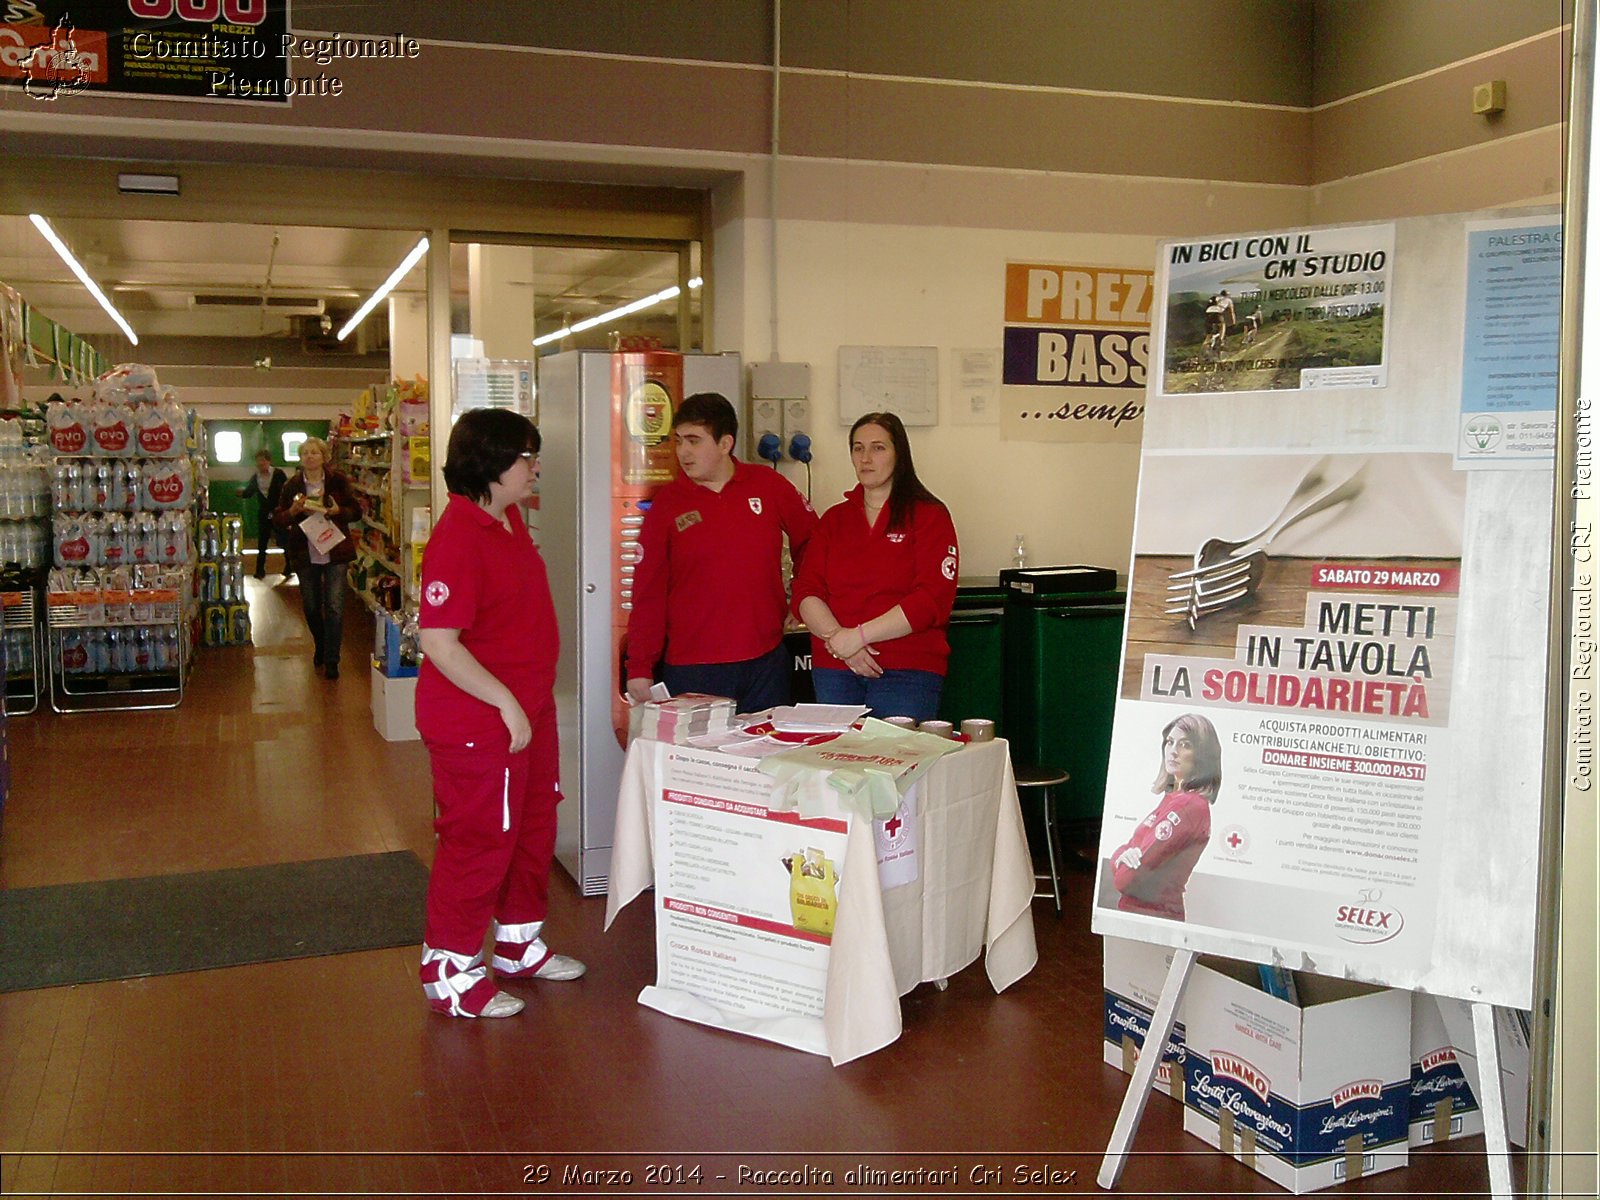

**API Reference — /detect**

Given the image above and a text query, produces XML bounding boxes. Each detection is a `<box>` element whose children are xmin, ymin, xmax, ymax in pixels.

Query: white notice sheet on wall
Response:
<box><xmin>647</xmin><ymin>748</ymin><xmax>851</xmax><ymax>1053</ymax></box>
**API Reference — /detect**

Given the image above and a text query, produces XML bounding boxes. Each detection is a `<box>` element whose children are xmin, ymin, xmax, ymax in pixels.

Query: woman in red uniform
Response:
<box><xmin>792</xmin><ymin>411</ymin><xmax>958</xmax><ymax>721</ymax></box>
<box><xmin>1111</xmin><ymin>713</ymin><xmax>1222</xmax><ymax>921</ymax></box>
<box><xmin>416</xmin><ymin>409</ymin><xmax>584</xmax><ymax>1020</ymax></box>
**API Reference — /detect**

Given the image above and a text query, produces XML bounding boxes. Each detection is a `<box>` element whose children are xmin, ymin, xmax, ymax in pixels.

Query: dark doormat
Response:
<box><xmin>0</xmin><ymin>851</ymin><xmax>430</xmax><ymax>993</ymax></box>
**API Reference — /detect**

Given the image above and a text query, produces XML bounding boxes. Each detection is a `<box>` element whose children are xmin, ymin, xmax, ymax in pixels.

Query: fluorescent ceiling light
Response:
<box><xmin>533</xmin><ymin>275</ymin><xmax>703</xmax><ymax>348</ymax></box>
<box><xmin>337</xmin><ymin>236</ymin><xmax>428</xmax><ymax>341</ymax></box>
<box><xmin>29</xmin><ymin>213</ymin><xmax>139</xmax><ymax>346</ymax></box>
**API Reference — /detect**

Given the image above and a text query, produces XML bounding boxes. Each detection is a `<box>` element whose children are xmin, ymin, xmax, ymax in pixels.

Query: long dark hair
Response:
<box><xmin>849</xmin><ymin>411</ymin><xmax>942</xmax><ymax>531</ymax></box>
<box><xmin>1149</xmin><ymin>713</ymin><xmax>1223</xmax><ymax>802</ymax></box>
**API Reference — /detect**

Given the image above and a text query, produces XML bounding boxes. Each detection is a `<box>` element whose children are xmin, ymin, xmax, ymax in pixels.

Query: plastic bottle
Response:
<box><xmin>1013</xmin><ymin>534</ymin><xmax>1028</xmax><ymax>570</ymax></box>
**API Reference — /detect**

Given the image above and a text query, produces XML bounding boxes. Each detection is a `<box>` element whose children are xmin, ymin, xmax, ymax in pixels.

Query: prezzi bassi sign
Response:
<box><xmin>1000</xmin><ymin>261</ymin><xmax>1153</xmax><ymax>444</ymax></box>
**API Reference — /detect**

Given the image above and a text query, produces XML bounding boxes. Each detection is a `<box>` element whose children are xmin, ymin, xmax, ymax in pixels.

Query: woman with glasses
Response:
<box><xmin>414</xmin><ymin>409</ymin><xmax>582</xmax><ymax>1020</ymax></box>
<box><xmin>272</xmin><ymin>436</ymin><xmax>359</xmax><ymax>678</ymax></box>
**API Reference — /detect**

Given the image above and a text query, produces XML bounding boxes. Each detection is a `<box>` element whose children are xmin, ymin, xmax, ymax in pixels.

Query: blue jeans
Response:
<box><xmin>661</xmin><ymin>643</ymin><xmax>792</xmax><ymax>714</ymax></box>
<box><xmin>811</xmin><ymin>668</ymin><xmax>943</xmax><ymax>722</ymax></box>
<box><xmin>298</xmin><ymin>561</ymin><xmax>348</xmax><ymax>667</ymax></box>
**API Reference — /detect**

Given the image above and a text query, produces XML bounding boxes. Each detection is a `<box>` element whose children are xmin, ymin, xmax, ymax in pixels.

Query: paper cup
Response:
<box><xmin>919</xmin><ymin>720</ymin><xmax>955</xmax><ymax>739</ymax></box>
<box><xmin>883</xmin><ymin>716</ymin><xmax>918</xmax><ymax>729</ymax></box>
<box><xmin>960</xmin><ymin>718</ymin><xmax>996</xmax><ymax>742</ymax></box>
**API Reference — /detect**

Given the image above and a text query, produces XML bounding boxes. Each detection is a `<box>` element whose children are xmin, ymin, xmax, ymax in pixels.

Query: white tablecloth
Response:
<box><xmin>604</xmin><ymin>736</ymin><xmax>1038</xmax><ymax>1064</ymax></box>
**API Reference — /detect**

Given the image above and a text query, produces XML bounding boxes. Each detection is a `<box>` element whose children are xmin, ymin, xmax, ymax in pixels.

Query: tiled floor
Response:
<box><xmin>0</xmin><ymin>576</ymin><xmax>1510</xmax><ymax>1196</ymax></box>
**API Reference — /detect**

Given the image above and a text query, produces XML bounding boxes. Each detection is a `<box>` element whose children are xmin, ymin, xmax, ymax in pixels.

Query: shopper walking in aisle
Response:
<box><xmin>272</xmin><ymin>436</ymin><xmax>359</xmax><ymax>678</ymax></box>
<box><xmin>793</xmin><ymin>411</ymin><xmax>959</xmax><ymax>721</ymax></box>
<box><xmin>625</xmin><ymin>392</ymin><xmax>817</xmax><ymax>713</ymax></box>
<box><xmin>415</xmin><ymin>409</ymin><xmax>583</xmax><ymax>1020</ymax></box>
<box><xmin>1110</xmin><ymin>712</ymin><xmax>1221</xmax><ymax>922</ymax></box>
<box><xmin>240</xmin><ymin>448</ymin><xmax>286</xmax><ymax>579</ymax></box>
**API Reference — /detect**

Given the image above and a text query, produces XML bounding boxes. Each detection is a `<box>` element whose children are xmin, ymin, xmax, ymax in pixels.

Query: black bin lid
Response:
<box><xmin>1001</xmin><ymin>565</ymin><xmax>1118</xmax><ymax>595</ymax></box>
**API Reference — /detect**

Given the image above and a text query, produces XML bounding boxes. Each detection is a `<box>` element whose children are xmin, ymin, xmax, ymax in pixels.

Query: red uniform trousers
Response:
<box><xmin>420</xmin><ymin>694</ymin><xmax>561</xmax><ymax>1016</ymax></box>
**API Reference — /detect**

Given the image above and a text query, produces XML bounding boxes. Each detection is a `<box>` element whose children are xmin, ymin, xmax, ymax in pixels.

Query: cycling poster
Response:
<box><xmin>1157</xmin><ymin>222</ymin><xmax>1395</xmax><ymax>397</ymax></box>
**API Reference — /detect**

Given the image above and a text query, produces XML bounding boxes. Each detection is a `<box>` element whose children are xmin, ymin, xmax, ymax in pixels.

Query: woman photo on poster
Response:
<box><xmin>1111</xmin><ymin>712</ymin><xmax>1221</xmax><ymax>921</ymax></box>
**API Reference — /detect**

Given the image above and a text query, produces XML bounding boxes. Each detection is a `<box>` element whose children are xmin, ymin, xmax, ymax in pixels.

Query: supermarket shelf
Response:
<box><xmin>357</xmin><ymin>543</ymin><xmax>402</xmax><ymax>576</ymax></box>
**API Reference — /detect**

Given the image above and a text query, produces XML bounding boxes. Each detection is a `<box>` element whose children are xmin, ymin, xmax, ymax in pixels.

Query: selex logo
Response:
<box><xmin>1334</xmin><ymin>887</ymin><xmax>1405</xmax><ymax>945</ymax></box>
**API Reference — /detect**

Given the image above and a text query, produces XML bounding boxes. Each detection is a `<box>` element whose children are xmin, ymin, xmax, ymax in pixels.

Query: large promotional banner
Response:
<box><xmin>1158</xmin><ymin>224</ymin><xmax>1394</xmax><ymax>397</ymax></box>
<box><xmin>1000</xmin><ymin>261</ymin><xmax>1152</xmax><ymax>443</ymax></box>
<box><xmin>1097</xmin><ymin>212</ymin><xmax>1556</xmax><ymax>1012</ymax></box>
<box><xmin>0</xmin><ymin>1</ymin><xmax>292</xmax><ymax>102</ymax></box>
<box><xmin>1099</xmin><ymin>450</ymin><xmax>1466</xmax><ymax>976</ymax></box>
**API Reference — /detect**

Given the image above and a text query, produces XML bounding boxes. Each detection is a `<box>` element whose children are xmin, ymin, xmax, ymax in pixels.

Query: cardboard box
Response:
<box><xmin>1409</xmin><ymin>995</ymin><xmax>1482</xmax><ymax>1147</ymax></box>
<box><xmin>373</xmin><ymin>613</ymin><xmax>418</xmax><ymax>679</ymax></box>
<box><xmin>1102</xmin><ymin>936</ymin><xmax>1187</xmax><ymax>1102</ymax></box>
<box><xmin>370</xmin><ymin>665</ymin><xmax>419</xmax><ymax>741</ymax></box>
<box><xmin>1182</xmin><ymin>958</ymin><xmax>1410</xmax><ymax>1193</ymax></box>
<box><xmin>1434</xmin><ymin>998</ymin><xmax>1531</xmax><ymax>1148</ymax></box>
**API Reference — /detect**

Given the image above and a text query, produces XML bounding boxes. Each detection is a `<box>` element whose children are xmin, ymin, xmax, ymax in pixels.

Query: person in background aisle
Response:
<box><xmin>792</xmin><ymin>411</ymin><xmax>959</xmax><ymax>721</ymax></box>
<box><xmin>625</xmin><ymin>392</ymin><xmax>817</xmax><ymax>713</ymax></box>
<box><xmin>415</xmin><ymin>408</ymin><xmax>583</xmax><ymax>1020</ymax></box>
<box><xmin>272</xmin><ymin>436</ymin><xmax>359</xmax><ymax>679</ymax></box>
<box><xmin>240</xmin><ymin>448</ymin><xmax>286</xmax><ymax>580</ymax></box>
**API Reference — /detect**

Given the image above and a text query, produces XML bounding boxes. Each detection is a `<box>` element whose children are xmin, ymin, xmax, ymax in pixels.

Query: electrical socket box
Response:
<box><xmin>782</xmin><ymin>397</ymin><xmax>812</xmax><ymax>461</ymax></box>
<box><xmin>749</xmin><ymin>396</ymin><xmax>783</xmax><ymax>462</ymax></box>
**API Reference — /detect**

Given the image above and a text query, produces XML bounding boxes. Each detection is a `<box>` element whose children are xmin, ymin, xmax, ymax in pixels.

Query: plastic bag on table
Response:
<box><xmin>758</xmin><ymin>717</ymin><xmax>961</xmax><ymax>820</ymax></box>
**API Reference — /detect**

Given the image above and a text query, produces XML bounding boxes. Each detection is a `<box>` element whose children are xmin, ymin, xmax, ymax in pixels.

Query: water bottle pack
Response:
<box><xmin>48</xmin><ymin>457</ymin><xmax>190</xmax><ymax>513</ymax></box>
<box><xmin>46</xmin><ymin>389</ymin><xmax>187</xmax><ymax>459</ymax></box>
<box><xmin>58</xmin><ymin>623</ymin><xmax>182</xmax><ymax>676</ymax></box>
<box><xmin>53</xmin><ymin>511</ymin><xmax>191</xmax><ymax>569</ymax></box>
<box><xmin>3</xmin><ymin>625</ymin><xmax>34</xmax><ymax>677</ymax></box>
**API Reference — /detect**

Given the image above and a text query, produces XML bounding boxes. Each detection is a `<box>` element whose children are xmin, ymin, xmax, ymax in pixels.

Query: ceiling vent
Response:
<box><xmin>190</xmin><ymin>294</ymin><xmax>328</xmax><ymax>316</ymax></box>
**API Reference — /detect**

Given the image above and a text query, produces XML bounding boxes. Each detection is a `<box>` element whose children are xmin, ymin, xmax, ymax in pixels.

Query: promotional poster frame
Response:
<box><xmin>1091</xmin><ymin>194</ymin><xmax>1573</xmax><ymax>1199</ymax></box>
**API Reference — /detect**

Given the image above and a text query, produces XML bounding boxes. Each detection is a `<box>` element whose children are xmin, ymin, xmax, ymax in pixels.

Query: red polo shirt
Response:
<box><xmin>416</xmin><ymin>493</ymin><xmax>560</xmax><ymax>744</ymax></box>
<box><xmin>791</xmin><ymin>486</ymin><xmax>959</xmax><ymax>675</ymax></box>
<box><xmin>626</xmin><ymin>459</ymin><xmax>817</xmax><ymax>676</ymax></box>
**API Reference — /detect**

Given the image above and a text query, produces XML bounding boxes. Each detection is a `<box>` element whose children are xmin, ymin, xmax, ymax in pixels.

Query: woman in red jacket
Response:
<box><xmin>1111</xmin><ymin>713</ymin><xmax>1221</xmax><ymax>921</ymax></box>
<box><xmin>792</xmin><ymin>411</ymin><xmax>958</xmax><ymax>721</ymax></box>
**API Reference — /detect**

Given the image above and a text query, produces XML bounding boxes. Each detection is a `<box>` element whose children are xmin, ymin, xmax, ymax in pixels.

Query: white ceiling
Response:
<box><xmin>0</xmin><ymin>213</ymin><xmax>691</xmax><ymax>347</ymax></box>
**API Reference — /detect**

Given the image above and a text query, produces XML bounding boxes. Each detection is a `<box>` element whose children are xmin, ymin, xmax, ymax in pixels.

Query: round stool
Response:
<box><xmin>1014</xmin><ymin>764</ymin><xmax>1070</xmax><ymax>916</ymax></box>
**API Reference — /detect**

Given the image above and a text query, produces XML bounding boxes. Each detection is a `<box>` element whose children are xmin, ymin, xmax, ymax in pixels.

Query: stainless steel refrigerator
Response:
<box><xmin>539</xmin><ymin>349</ymin><xmax>743</xmax><ymax>895</ymax></box>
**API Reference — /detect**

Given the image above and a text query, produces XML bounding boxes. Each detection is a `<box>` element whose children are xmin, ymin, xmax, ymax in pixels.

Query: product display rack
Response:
<box><xmin>2</xmin><ymin>588</ymin><xmax>41</xmax><ymax>715</ymax></box>
<box><xmin>334</xmin><ymin>422</ymin><xmax>429</xmax><ymax>616</ymax></box>
<box><xmin>46</xmin><ymin>575</ymin><xmax>192</xmax><ymax>712</ymax></box>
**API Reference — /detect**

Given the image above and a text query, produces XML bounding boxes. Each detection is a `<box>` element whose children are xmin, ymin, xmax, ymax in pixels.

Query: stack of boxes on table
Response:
<box><xmin>1101</xmin><ymin>938</ymin><xmax>1530</xmax><ymax>1194</ymax></box>
<box><xmin>629</xmin><ymin>693</ymin><xmax>737</xmax><ymax>744</ymax></box>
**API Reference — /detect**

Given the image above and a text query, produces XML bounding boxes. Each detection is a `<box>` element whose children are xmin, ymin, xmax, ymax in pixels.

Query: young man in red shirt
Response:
<box><xmin>625</xmin><ymin>393</ymin><xmax>817</xmax><ymax>713</ymax></box>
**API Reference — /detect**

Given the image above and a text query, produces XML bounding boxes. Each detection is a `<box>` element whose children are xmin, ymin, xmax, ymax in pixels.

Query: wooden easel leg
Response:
<box><xmin>1097</xmin><ymin>948</ymin><xmax>1197</xmax><ymax>1190</ymax></box>
<box><xmin>1471</xmin><ymin>1002</ymin><xmax>1515</xmax><ymax>1200</ymax></box>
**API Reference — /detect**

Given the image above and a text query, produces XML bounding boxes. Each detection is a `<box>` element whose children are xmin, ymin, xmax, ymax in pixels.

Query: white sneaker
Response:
<box><xmin>477</xmin><ymin>990</ymin><xmax>525</xmax><ymax>1018</ymax></box>
<box><xmin>533</xmin><ymin>954</ymin><xmax>587</xmax><ymax>981</ymax></box>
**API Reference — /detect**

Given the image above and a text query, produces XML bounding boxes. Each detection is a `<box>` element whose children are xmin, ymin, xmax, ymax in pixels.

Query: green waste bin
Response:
<box><xmin>1002</xmin><ymin>570</ymin><xmax>1125</xmax><ymax>824</ymax></box>
<box><xmin>938</xmin><ymin>579</ymin><xmax>1006</xmax><ymax>731</ymax></box>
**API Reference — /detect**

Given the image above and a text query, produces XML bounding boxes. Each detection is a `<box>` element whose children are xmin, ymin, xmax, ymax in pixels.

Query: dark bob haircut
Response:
<box><xmin>673</xmin><ymin>392</ymin><xmax>738</xmax><ymax>446</ymax></box>
<box><xmin>442</xmin><ymin>408</ymin><xmax>541</xmax><ymax>503</ymax></box>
